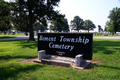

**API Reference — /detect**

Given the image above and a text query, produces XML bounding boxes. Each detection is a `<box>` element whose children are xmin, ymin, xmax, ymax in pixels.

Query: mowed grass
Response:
<box><xmin>0</xmin><ymin>39</ymin><xmax>120</xmax><ymax>80</ymax></box>
<box><xmin>0</xmin><ymin>33</ymin><xmax>26</xmax><ymax>36</ymax></box>
<box><xmin>93</xmin><ymin>33</ymin><xmax>120</xmax><ymax>37</ymax></box>
<box><xmin>0</xmin><ymin>32</ymin><xmax>37</xmax><ymax>36</ymax></box>
<box><xmin>0</xmin><ymin>35</ymin><xmax>17</xmax><ymax>39</ymax></box>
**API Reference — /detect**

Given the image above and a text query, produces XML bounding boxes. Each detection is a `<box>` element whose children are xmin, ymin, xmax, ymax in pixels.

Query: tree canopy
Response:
<box><xmin>12</xmin><ymin>13</ymin><xmax>29</xmax><ymax>35</ymax></box>
<box><xmin>70</xmin><ymin>16</ymin><xmax>84</xmax><ymax>32</ymax></box>
<box><xmin>98</xmin><ymin>25</ymin><xmax>103</xmax><ymax>33</ymax></box>
<box><xmin>108</xmin><ymin>7</ymin><xmax>120</xmax><ymax>33</ymax></box>
<box><xmin>11</xmin><ymin>0</ymin><xmax>63</xmax><ymax>41</ymax></box>
<box><xmin>83</xmin><ymin>20</ymin><xmax>96</xmax><ymax>33</ymax></box>
<box><xmin>0</xmin><ymin>0</ymin><xmax>11</xmax><ymax>31</ymax></box>
<box><xmin>104</xmin><ymin>26</ymin><xmax>107</xmax><ymax>32</ymax></box>
<box><xmin>107</xmin><ymin>21</ymin><xmax>115</xmax><ymax>35</ymax></box>
<box><xmin>50</xmin><ymin>17</ymin><xmax>69</xmax><ymax>32</ymax></box>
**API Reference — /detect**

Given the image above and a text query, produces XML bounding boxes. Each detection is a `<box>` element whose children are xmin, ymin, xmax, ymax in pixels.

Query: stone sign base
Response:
<box><xmin>41</xmin><ymin>58</ymin><xmax>71</xmax><ymax>67</ymax></box>
<box><xmin>35</xmin><ymin>50</ymin><xmax>91</xmax><ymax>69</ymax></box>
<box><xmin>71</xmin><ymin>61</ymin><xmax>91</xmax><ymax>69</ymax></box>
<box><xmin>34</xmin><ymin>56</ymin><xmax>91</xmax><ymax>70</ymax></box>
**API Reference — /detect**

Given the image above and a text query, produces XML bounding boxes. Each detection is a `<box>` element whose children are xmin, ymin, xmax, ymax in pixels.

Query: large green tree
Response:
<box><xmin>107</xmin><ymin>21</ymin><xmax>115</xmax><ymax>35</ymax></box>
<box><xmin>11</xmin><ymin>0</ymin><xmax>63</xmax><ymax>41</ymax></box>
<box><xmin>0</xmin><ymin>0</ymin><xmax>11</xmax><ymax>32</ymax></box>
<box><xmin>12</xmin><ymin>14</ymin><xmax>29</xmax><ymax>36</ymax></box>
<box><xmin>70</xmin><ymin>16</ymin><xmax>84</xmax><ymax>32</ymax></box>
<box><xmin>108</xmin><ymin>7</ymin><xmax>120</xmax><ymax>33</ymax></box>
<box><xmin>50</xmin><ymin>17</ymin><xmax>69</xmax><ymax>32</ymax></box>
<box><xmin>83</xmin><ymin>20</ymin><xmax>96</xmax><ymax>33</ymax></box>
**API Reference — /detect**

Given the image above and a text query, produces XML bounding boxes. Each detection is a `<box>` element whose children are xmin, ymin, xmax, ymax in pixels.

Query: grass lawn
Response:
<box><xmin>1</xmin><ymin>32</ymin><xmax>120</xmax><ymax>37</ymax></box>
<box><xmin>0</xmin><ymin>33</ymin><xmax>37</xmax><ymax>36</ymax></box>
<box><xmin>0</xmin><ymin>39</ymin><xmax>120</xmax><ymax>80</ymax></box>
<box><xmin>93</xmin><ymin>33</ymin><xmax>120</xmax><ymax>37</ymax></box>
<box><xmin>0</xmin><ymin>33</ymin><xmax>26</xmax><ymax>36</ymax></box>
<box><xmin>0</xmin><ymin>35</ymin><xmax>17</xmax><ymax>39</ymax></box>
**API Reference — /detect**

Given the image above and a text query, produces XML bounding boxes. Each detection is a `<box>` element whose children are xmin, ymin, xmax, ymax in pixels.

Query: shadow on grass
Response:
<box><xmin>0</xmin><ymin>39</ymin><xmax>38</xmax><ymax>49</ymax></box>
<box><xmin>0</xmin><ymin>40</ymin><xmax>38</xmax><ymax>60</ymax></box>
<box><xmin>0</xmin><ymin>55</ymin><xmax>37</xmax><ymax>61</ymax></box>
<box><xmin>0</xmin><ymin>63</ymin><xmax>44</xmax><ymax>80</ymax></box>
<box><xmin>86</xmin><ymin>63</ymin><xmax>120</xmax><ymax>70</ymax></box>
<box><xmin>16</xmin><ymin>40</ymin><xmax>38</xmax><ymax>49</ymax></box>
<box><xmin>93</xmin><ymin>40</ymin><xmax>120</xmax><ymax>54</ymax></box>
<box><xmin>0</xmin><ymin>36</ymin><xmax>17</xmax><ymax>39</ymax></box>
<box><xmin>92</xmin><ymin>63</ymin><xmax>120</xmax><ymax>70</ymax></box>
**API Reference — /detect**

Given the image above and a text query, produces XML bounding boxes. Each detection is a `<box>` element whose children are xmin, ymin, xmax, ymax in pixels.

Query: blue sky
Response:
<box><xmin>4</xmin><ymin>0</ymin><xmax>120</xmax><ymax>31</ymax></box>
<box><xmin>55</xmin><ymin>0</ymin><xmax>120</xmax><ymax>31</ymax></box>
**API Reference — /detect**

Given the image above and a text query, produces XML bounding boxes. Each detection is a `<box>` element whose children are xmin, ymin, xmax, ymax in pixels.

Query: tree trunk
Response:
<box><xmin>28</xmin><ymin>22</ymin><xmax>35</xmax><ymax>41</ymax></box>
<box><xmin>88</xmin><ymin>30</ymin><xmax>89</xmax><ymax>33</ymax></box>
<box><xmin>28</xmin><ymin>8</ymin><xmax>35</xmax><ymax>41</ymax></box>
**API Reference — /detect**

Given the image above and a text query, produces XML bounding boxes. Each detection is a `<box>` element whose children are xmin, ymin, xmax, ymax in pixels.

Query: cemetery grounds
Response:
<box><xmin>0</xmin><ymin>37</ymin><xmax>120</xmax><ymax>80</ymax></box>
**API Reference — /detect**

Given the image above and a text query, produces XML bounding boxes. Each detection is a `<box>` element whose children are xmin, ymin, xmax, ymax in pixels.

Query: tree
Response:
<box><xmin>107</xmin><ymin>21</ymin><xmax>115</xmax><ymax>35</ymax></box>
<box><xmin>0</xmin><ymin>0</ymin><xmax>11</xmax><ymax>32</ymax></box>
<box><xmin>12</xmin><ymin>14</ymin><xmax>29</xmax><ymax>36</ymax></box>
<box><xmin>50</xmin><ymin>17</ymin><xmax>69</xmax><ymax>32</ymax></box>
<box><xmin>11</xmin><ymin>0</ymin><xmax>63</xmax><ymax>41</ymax></box>
<box><xmin>98</xmin><ymin>25</ymin><xmax>103</xmax><ymax>33</ymax></box>
<box><xmin>108</xmin><ymin>7</ymin><xmax>120</xmax><ymax>34</ymax></box>
<box><xmin>70</xmin><ymin>16</ymin><xmax>84</xmax><ymax>32</ymax></box>
<box><xmin>104</xmin><ymin>21</ymin><xmax>109</xmax><ymax>32</ymax></box>
<box><xmin>104</xmin><ymin>26</ymin><xmax>108</xmax><ymax>32</ymax></box>
<box><xmin>83</xmin><ymin>20</ymin><xmax>96</xmax><ymax>33</ymax></box>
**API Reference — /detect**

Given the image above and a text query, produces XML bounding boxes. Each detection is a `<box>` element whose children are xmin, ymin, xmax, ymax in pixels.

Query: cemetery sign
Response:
<box><xmin>38</xmin><ymin>33</ymin><xmax>93</xmax><ymax>60</ymax></box>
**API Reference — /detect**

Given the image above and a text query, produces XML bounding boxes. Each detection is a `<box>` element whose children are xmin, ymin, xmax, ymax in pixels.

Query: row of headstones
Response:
<box><xmin>1</xmin><ymin>32</ymin><xmax>16</xmax><ymax>35</ymax></box>
<box><xmin>1</xmin><ymin>32</ymin><xmax>32</xmax><ymax>35</ymax></box>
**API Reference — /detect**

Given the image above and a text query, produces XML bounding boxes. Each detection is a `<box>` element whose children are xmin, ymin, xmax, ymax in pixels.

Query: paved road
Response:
<box><xmin>0</xmin><ymin>36</ymin><xmax>37</xmax><ymax>41</ymax></box>
<box><xmin>93</xmin><ymin>36</ymin><xmax>120</xmax><ymax>39</ymax></box>
<box><xmin>0</xmin><ymin>36</ymin><xmax>120</xmax><ymax>41</ymax></box>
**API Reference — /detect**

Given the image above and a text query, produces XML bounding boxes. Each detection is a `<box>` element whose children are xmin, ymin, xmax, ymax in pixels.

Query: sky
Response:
<box><xmin>55</xmin><ymin>0</ymin><xmax>120</xmax><ymax>31</ymax></box>
<box><xmin>4</xmin><ymin>0</ymin><xmax>120</xmax><ymax>32</ymax></box>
